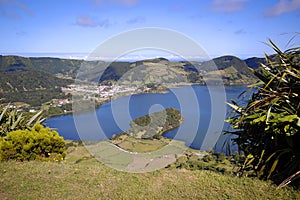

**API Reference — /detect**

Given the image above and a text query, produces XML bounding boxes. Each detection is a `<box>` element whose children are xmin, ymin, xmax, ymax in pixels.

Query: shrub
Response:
<box><xmin>0</xmin><ymin>123</ymin><xmax>66</xmax><ymax>161</ymax></box>
<box><xmin>226</xmin><ymin>40</ymin><xmax>300</xmax><ymax>185</ymax></box>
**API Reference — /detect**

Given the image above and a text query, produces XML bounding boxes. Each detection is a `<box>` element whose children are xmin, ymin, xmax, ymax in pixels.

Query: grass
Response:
<box><xmin>1</xmin><ymin>143</ymin><xmax>300</xmax><ymax>199</ymax></box>
<box><xmin>111</xmin><ymin>135</ymin><xmax>169</xmax><ymax>153</ymax></box>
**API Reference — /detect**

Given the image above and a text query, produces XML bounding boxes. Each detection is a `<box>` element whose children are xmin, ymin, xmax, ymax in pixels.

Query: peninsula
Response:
<box><xmin>111</xmin><ymin>108</ymin><xmax>183</xmax><ymax>152</ymax></box>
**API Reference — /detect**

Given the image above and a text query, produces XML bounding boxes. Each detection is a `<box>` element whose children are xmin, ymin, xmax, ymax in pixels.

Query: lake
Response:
<box><xmin>45</xmin><ymin>85</ymin><xmax>247</xmax><ymax>152</ymax></box>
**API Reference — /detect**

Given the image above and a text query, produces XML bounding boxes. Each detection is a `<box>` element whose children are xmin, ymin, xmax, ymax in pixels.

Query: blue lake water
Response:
<box><xmin>45</xmin><ymin>85</ymin><xmax>247</xmax><ymax>152</ymax></box>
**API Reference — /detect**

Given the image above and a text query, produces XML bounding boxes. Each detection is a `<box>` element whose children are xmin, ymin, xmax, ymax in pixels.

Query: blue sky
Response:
<box><xmin>0</xmin><ymin>0</ymin><xmax>299</xmax><ymax>60</ymax></box>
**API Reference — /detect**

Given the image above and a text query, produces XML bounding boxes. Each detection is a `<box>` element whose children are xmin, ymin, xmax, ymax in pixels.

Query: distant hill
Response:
<box><xmin>0</xmin><ymin>55</ymin><xmax>262</xmax><ymax>86</ymax></box>
<box><xmin>94</xmin><ymin>56</ymin><xmax>258</xmax><ymax>86</ymax></box>
<box><xmin>0</xmin><ymin>54</ymin><xmax>268</xmax><ymax>106</ymax></box>
<box><xmin>244</xmin><ymin>57</ymin><xmax>265</xmax><ymax>70</ymax></box>
<box><xmin>212</xmin><ymin>56</ymin><xmax>250</xmax><ymax>71</ymax></box>
<box><xmin>0</xmin><ymin>55</ymin><xmax>82</xmax><ymax>78</ymax></box>
<box><xmin>0</xmin><ymin>55</ymin><xmax>79</xmax><ymax>106</ymax></box>
<box><xmin>0</xmin><ymin>71</ymin><xmax>72</xmax><ymax>92</ymax></box>
<box><xmin>212</xmin><ymin>56</ymin><xmax>257</xmax><ymax>85</ymax></box>
<box><xmin>99</xmin><ymin>62</ymin><xmax>132</xmax><ymax>82</ymax></box>
<box><xmin>187</xmin><ymin>55</ymin><xmax>258</xmax><ymax>85</ymax></box>
<box><xmin>244</xmin><ymin>54</ymin><xmax>278</xmax><ymax>70</ymax></box>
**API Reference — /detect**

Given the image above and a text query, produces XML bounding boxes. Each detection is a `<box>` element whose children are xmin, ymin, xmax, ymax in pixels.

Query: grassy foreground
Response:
<box><xmin>1</xmin><ymin>144</ymin><xmax>300</xmax><ymax>200</ymax></box>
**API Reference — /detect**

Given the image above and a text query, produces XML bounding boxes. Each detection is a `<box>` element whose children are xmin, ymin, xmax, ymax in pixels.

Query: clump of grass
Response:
<box><xmin>167</xmin><ymin>150</ymin><xmax>252</xmax><ymax>177</ymax></box>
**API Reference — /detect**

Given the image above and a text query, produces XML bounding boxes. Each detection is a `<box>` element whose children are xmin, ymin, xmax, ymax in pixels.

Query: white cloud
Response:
<box><xmin>265</xmin><ymin>0</ymin><xmax>300</xmax><ymax>17</ymax></box>
<box><xmin>76</xmin><ymin>16</ymin><xmax>112</xmax><ymax>28</ymax></box>
<box><xmin>211</xmin><ymin>0</ymin><xmax>249</xmax><ymax>13</ymax></box>
<box><xmin>76</xmin><ymin>16</ymin><xmax>97</xmax><ymax>27</ymax></box>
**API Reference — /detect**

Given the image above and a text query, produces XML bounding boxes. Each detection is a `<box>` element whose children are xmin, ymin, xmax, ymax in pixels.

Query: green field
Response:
<box><xmin>1</xmin><ymin>143</ymin><xmax>299</xmax><ymax>200</ymax></box>
<box><xmin>111</xmin><ymin>135</ymin><xmax>169</xmax><ymax>152</ymax></box>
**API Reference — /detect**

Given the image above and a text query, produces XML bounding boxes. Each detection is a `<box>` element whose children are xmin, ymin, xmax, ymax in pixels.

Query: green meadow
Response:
<box><xmin>1</xmin><ymin>142</ymin><xmax>299</xmax><ymax>200</ymax></box>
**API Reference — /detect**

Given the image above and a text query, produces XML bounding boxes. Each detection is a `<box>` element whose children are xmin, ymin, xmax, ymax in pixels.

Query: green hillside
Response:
<box><xmin>0</xmin><ymin>55</ymin><xmax>34</xmax><ymax>72</ymax></box>
<box><xmin>213</xmin><ymin>56</ymin><xmax>250</xmax><ymax>71</ymax></box>
<box><xmin>0</xmin><ymin>55</ymin><xmax>82</xmax><ymax>77</ymax></box>
<box><xmin>96</xmin><ymin>56</ymin><xmax>257</xmax><ymax>86</ymax></box>
<box><xmin>0</xmin><ymin>55</ymin><xmax>259</xmax><ymax>86</ymax></box>
<box><xmin>244</xmin><ymin>54</ymin><xmax>279</xmax><ymax>70</ymax></box>
<box><xmin>0</xmin><ymin>144</ymin><xmax>299</xmax><ymax>199</ymax></box>
<box><xmin>0</xmin><ymin>71</ymin><xmax>73</xmax><ymax>106</ymax></box>
<box><xmin>99</xmin><ymin>62</ymin><xmax>132</xmax><ymax>82</ymax></box>
<box><xmin>0</xmin><ymin>54</ymin><xmax>261</xmax><ymax>106</ymax></box>
<box><xmin>200</xmin><ymin>56</ymin><xmax>257</xmax><ymax>85</ymax></box>
<box><xmin>244</xmin><ymin>57</ymin><xmax>266</xmax><ymax>70</ymax></box>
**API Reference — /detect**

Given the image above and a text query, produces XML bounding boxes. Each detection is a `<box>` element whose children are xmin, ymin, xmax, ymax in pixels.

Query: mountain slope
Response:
<box><xmin>244</xmin><ymin>57</ymin><xmax>266</xmax><ymax>70</ymax></box>
<box><xmin>0</xmin><ymin>71</ymin><xmax>73</xmax><ymax>106</ymax></box>
<box><xmin>0</xmin><ymin>55</ymin><xmax>82</xmax><ymax>77</ymax></box>
<box><xmin>0</xmin><ymin>55</ymin><xmax>261</xmax><ymax>88</ymax></box>
<box><xmin>95</xmin><ymin>56</ymin><xmax>258</xmax><ymax>86</ymax></box>
<box><xmin>197</xmin><ymin>56</ymin><xmax>258</xmax><ymax>85</ymax></box>
<box><xmin>244</xmin><ymin>54</ymin><xmax>279</xmax><ymax>70</ymax></box>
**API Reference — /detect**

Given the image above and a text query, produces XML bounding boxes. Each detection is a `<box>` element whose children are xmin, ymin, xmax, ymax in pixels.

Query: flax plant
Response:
<box><xmin>226</xmin><ymin>39</ymin><xmax>300</xmax><ymax>186</ymax></box>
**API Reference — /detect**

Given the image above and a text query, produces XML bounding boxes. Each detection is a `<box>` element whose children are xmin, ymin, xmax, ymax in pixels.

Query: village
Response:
<box><xmin>3</xmin><ymin>82</ymin><xmax>160</xmax><ymax>117</ymax></box>
<box><xmin>41</xmin><ymin>83</ymin><xmax>154</xmax><ymax>116</ymax></box>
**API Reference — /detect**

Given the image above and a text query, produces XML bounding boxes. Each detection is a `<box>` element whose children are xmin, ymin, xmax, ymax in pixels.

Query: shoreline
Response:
<box><xmin>45</xmin><ymin>84</ymin><xmax>246</xmax><ymax>152</ymax></box>
<box><xmin>45</xmin><ymin>83</ymin><xmax>248</xmax><ymax>118</ymax></box>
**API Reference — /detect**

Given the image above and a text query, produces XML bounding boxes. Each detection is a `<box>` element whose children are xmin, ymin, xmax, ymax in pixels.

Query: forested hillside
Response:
<box><xmin>0</xmin><ymin>54</ymin><xmax>262</xmax><ymax>106</ymax></box>
<box><xmin>0</xmin><ymin>71</ymin><xmax>72</xmax><ymax>106</ymax></box>
<box><xmin>0</xmin><ymin>55</ymin><xmax>82</xmax><ymax>77</ymax></box>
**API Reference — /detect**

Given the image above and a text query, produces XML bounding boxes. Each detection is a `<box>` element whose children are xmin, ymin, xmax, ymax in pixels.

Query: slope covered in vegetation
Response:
<box><xmin>0</xmin><ymin>71</ymin><xmax>72</xmax><ymax>106</ymax></box>
<box><xmin>1</xmin><ymin>143</ymin><xmax>299</xmax><ymax>200</ymax></box>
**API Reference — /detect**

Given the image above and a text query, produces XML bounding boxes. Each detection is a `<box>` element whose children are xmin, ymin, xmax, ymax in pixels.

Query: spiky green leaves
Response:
<box><xmin>226</xmin><ymin>39</ymin><xmax>300</xmax><ymax>185</ymax></box>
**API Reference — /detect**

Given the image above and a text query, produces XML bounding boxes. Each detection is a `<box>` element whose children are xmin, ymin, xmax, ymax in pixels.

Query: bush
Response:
<box><xmin>226</xmin><ymin>40</ymin><xmax>300</xmax><ymax>185</ymax></box>
<box><xmin>0</xmin><ymin>124</ymin><xmax>66</xmax><ymax>161</ymax></box>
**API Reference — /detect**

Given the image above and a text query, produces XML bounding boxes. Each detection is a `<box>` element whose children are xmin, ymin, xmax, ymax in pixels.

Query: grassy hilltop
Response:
<box><xmin>1</xmin><ymin>143</ymin><xmax>299</xmax><ymax>200</ymax></box>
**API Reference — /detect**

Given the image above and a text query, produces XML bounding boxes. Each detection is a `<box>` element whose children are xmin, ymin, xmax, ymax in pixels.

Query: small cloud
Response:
<box><xmin>211</xmin><ymin>0</ymin><xmax>249</xmax><ymax>13</ymax></box>
<box><xmin>126</xmin><ymin>16</ymin><xmax>145</xmax><ymax>24</ymax></box>
<box><xmin>264</xmin><ymin>0</ymin><xmax>300</xmax><ymax>17</ymax></box>
<box><xmin>234</xmin><ymin>29</ymin><xmax>246</xmax><ymax>34</ymax></box>
<box><xmin>76</xmin><ymin>16</ymin><xmax>113</xmax><ymax>28</ymax></box>
<box><xmin>76</xmin><ymin>16</ymin><xmax>97</xmax><ymax>27</ymax></box>
<box><xmin>0</xmin><ymin>0</ymin><xmax>32</xmax><ymax>19</ymax></box>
